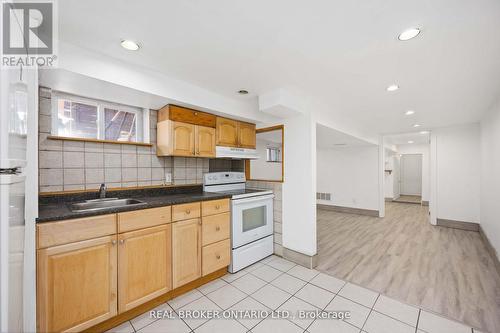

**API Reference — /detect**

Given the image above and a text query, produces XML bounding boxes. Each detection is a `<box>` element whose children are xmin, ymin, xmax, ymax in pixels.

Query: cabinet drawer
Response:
<box><xmin>202</xmin><ymin>199</ymin><xmax>230</xmax><ymax>216</ymax></box>
<box><xmin>202</xmin><ymin>239</ymin><xmax>230</xmax><ymax>276</ymax></box>
<box><xmin>202</xmin><ymin>213</ymin><xmax>230</xmax><ymax>246</ymax></box>
<box><xmin>172</xmin><ymin>202</ymin><xmax>201</xmax><ymax>221</ymax></box>
<box><xmin>37</xmin><ymin>215</ymin><xmax>116</xmax><ymax>249</ymax></box>
<box><xmin>118</xmin><ymin>206</ymin><xmax>171</xmax><ymax>233</ymax></box>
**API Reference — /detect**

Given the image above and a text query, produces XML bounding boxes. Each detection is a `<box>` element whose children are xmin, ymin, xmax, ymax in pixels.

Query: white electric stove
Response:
<box><xmin>203</xmin><ymin>172</ymin><xmax>274</xmax><ymax>273</ymax></box>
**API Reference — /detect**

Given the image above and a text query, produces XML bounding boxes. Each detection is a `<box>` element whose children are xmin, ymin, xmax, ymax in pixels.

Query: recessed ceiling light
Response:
<box><xmin>387</xmin><ymin>84</ymin><xmax>399</xmax><ymax>92</ymax></box>
<box><xmin>237</xmin><ymin>89</ymin><xmax>249</xmax><ymax>95</ymax></box>
<box><xmin>398</xmin><ymin>28</ymin><xmax>421</xmax><ymax>41</ymax></box>
<box><xmin>120</xmin><ymin>40</ymin><xmax>140</xmax><ymax>51</ymax></box>
<box><xmin>413</xmin><ymin>124</ymin><xmax>421</xmax><ymax>128</ymax></box>
<box><xmin>408</xmin><ymin>140</ymin><xmax>414</xmax><ymax>144</ymax></box>
<box><xmin>420</xmin><ymin>130</ymin><xmax>429</xmax><ymax>134</ymax></box>
<box><xmin>405</xmin><ymin>110</ymin><xmax>415</xmax><ymax>116</ymax></box>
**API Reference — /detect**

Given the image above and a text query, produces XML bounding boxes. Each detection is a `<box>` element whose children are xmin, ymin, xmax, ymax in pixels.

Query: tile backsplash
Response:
<box><xmin>38</xmin><ymin>87</ymin><xmax>211</xmax><ymax>192</ymax></box>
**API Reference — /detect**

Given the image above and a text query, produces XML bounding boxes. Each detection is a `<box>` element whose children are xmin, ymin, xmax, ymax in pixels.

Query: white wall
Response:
<box><xmin>250</xmin><ymin>138</ymin><xmax>282</xmax><ymax>181</ymax></box>
<box><xmin>396</xmin><ymin>144</ymin><xmax>430</xmax><ymax>202</ymax></box>
<box><xmin>432</xmin><ymin>124</ymin><xmax>480</xmax><ymax>223</ymax></box>
<box><xmin>393</xmin><ymin>155</ymin><xmax>401</xmax><ymax>199</ymax></box>
<box><xmin>317</xmin><ymin>145</ymin><xmax>379</xmax><ymax>211</ymax></box>
<box><xmin>480</xmin><ymin>100</ymin><xmax>500</xmax><ymax>256</ymax></box>
<box><xmin>384</xmin><ymin>149</ymin><xmax>398</xmax><ymax>199</ymax></box>
<box><xmin>282</xmin><ymin>114</ymin><xmax>317</xmax><ymax>256</ymax></box>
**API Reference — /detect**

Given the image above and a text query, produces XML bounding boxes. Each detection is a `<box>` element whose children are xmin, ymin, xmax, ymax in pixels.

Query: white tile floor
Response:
<box><xmin>106</xmin><ymin>255</ymin><xmax>480</xmax><ymax>333</ymax></box>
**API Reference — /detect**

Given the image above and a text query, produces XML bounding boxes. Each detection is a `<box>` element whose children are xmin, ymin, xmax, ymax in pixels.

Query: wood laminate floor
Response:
<box><xmin>316</xmin><ymin>202</ymin><xmax>500</xmax><ymax>333</ymax></box>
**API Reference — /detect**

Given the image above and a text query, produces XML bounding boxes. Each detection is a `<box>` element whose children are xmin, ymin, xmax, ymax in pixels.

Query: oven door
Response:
<box><xmin>231</xmin><ymin>194</ymin><xmax>274</xmax><ymax>249</ymax></box>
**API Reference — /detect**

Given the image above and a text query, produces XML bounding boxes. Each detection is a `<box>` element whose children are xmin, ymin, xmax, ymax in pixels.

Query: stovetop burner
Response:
<box><xmin>217</xmin><ymin>188</ymin><xmax>274</xmax><ymax>199</ymax></box>
<box><xmin>202</xmin><ymin>172</ymin><xmax>273</xmax><ymax>199</ymax></box>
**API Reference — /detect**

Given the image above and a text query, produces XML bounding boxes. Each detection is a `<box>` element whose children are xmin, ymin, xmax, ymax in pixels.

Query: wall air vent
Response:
<box><xmin>316</xmin><ymin>192</ymin><xmax>331</xmax><ymax>201</ymax></box>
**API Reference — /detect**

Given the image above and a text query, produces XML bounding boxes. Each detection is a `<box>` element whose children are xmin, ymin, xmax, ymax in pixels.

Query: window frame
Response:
<box><xmin>51</xmin><ymin>92</ymin><xmax>148</xmax><ymax>143</ymax></box>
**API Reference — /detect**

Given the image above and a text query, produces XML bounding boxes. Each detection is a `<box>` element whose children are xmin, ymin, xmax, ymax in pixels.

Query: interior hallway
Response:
<box><xmin>316</xmin><ymin>202</ymin><xmax>500</xmax><ymax>333</ymax></box>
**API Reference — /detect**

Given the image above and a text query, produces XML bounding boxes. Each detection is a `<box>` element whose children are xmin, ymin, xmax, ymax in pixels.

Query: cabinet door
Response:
<box><xmin>118</xmin><ymin>225</ymin><xmax>172</xmax><ymax>313</ymax></box>
<box><xmin>172</xmin><ymin>122</ymin><xmax>195</xmax><ymax>156</ymax></box>
<box><xmin>172</xmin><ymin>218</ymin><xmax>201</xmax><ymax>288</ymax></box>
<box><xmin>216</xmin><ymin>117</ymin><xmax>238</xmax><ymax>147</ymax></box>
<box><xmin>195</xmin><ymin>125</ymin><xmax>216</xmax><ymax>157</ymax></box>
<box><xmin>238</xmin><ymin>122</ymin><xmax>256</xmax><ymax>148</ymax></box>
<box><xmin>37</xmin><ymin>236</ymin><xmax>117</xmax><ymax>333</ymax></box>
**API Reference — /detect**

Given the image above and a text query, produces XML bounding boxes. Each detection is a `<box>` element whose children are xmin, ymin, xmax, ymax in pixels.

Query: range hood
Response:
<box><xmin>216</xmin><ymin>146</ymin><xmax>258</xmax><ymax>159</ymax></box>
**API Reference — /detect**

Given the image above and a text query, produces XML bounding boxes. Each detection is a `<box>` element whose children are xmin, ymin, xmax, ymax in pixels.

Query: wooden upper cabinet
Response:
<box><xmin>216</xmin><ymin>117</ymin><xmax>239</xmax><ymax>147</ymax></box>
<box><xmin>172</xmin><ymin>218</ymin><xmax>201</xmax><ymax>288</ymax></box>
<box><xmin>195</xmin><ymin>126</ymin><xmax>216</xmax><ymax>157</ymax></box>
<box><xmin>238</xmin><ymin>122</ymin><xmax>256</xmax><ymax>149</ymax></box>
<box><xmin>37</xmin><ymin>236</ymin><xmax>117</xmax><ymax>333</ymax></box>
<box><xmin>157</xmin><ymin>105</ymin><xmax>256</xmax><ymax>155</ymax></box>
<box><xmin>118</xmin><ymin>225</ymin><xmax>172</xmax><ymax>313</ymax></box>
<box><xmin>161</xmin><ymin>105</ymin><xmax>216</xmax><ymax>127</ymax></box>
<box><xmin>172</xmin><ymin>122</ymin><xmax>195</xmax><ymax>156</ymax></box>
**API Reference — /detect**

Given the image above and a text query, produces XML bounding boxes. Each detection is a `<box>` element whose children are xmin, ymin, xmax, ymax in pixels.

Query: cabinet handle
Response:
<box><xmin>194</xmin><ymin>112</ymin><xmax>198</xmax><ymax>116</ymax></box>
<box><xmin>111</xmin><ymin>240</ymin><xmax>116</xmax><ymax>246</ymax></box>
<box><xmin>196</xmin><ymin>151</ymin><xmax>200</xmax><ymax>155</ymax></box>
<box><xmin>216</xmin><ymin>255</ymin><xmax>221</xmax><ymax>260</ymax></box>
<box><xmin>215</xmin><ymin>205</ymin><xmax>220</xmax><ymax>209</ymax></box>
<box><xmin>215</xmin><ymin>226</ymin><xmax>220</xmax><ymax>231</ymax></box>
<box><xmin>186</xmin><ymin>209</ymin><xmax>191</xmax><ymax>214</ymax></box>
<box><xmin>198</xmin><ymin>219</ymin><xmax>202</xmax><ymax>225</ymax></box>
<box><xmin>119</xmin><ymin>239</ymin><xmax>125</xmax><ymax>245</ymax></box>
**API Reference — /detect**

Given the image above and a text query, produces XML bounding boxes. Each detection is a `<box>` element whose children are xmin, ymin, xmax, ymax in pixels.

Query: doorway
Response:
<box><xmin>395</xmin><ymin>154</ymin><xmax>422</xmax><ymax>204</ymax></box>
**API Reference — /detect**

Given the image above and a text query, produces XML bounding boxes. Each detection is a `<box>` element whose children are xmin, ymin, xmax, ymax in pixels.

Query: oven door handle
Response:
<box><xmin>232</xmin><ymin>194</ymin><xmax>275</xmax><ymax>204</ymax></box>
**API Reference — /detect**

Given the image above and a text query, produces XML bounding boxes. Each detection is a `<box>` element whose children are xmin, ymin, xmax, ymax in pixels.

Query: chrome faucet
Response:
<box><xmin>99</xmin><ymin>183</ymin><xmax>107</xmax><ymax>199</ymax></box>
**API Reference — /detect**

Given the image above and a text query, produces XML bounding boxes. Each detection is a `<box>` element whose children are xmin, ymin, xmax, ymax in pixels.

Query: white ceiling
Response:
<box><xmin>385</xmin><ymin>131</ymin><xmax>430</xmax><ymax>145</ymax></box>
<box><xmin>59</xmin><ymin>0</ymin><xmax>500</xmax><ymax>139</ymax></box>
<box><xmin>316</xmin><ymin>124</ymin><xmax>373</xmax><ymax>148</ymax></box>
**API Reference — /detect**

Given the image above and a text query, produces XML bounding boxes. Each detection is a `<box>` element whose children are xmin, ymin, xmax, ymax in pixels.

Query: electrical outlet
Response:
<box><xmin>165</xmin><ymin>172</ymin><xmax>172</xmax><ymax>184</ymax></box>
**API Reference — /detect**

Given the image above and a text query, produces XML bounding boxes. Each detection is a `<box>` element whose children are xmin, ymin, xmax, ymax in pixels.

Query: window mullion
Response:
<box><xmin>97</xmin><ymin>103</ymin><xmax>105</xmax><ymax>140</ymax></box>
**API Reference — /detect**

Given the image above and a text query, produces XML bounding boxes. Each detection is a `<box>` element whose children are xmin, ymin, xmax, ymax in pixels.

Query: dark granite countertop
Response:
<box><xmin>37</xmin><ymin>185</ymin><xmax>231</xmax><ymax>223</ymax></box>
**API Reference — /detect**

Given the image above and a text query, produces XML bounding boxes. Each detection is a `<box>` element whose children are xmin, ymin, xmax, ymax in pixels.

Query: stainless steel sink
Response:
<box><xmin>69</xmin><ymin>198</ymin><xmax>147</xmax><ymax>212</ymax></box>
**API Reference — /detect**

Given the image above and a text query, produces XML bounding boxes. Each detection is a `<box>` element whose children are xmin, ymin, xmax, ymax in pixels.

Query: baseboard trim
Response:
<box><xmin>283</xmin><ymin>248</ymin><xmax>318</xmax><ymax>269</ymax></box>
<box><xmin>436</xmin><ymin>218</ymin><xmax>479</xmax><ymax>232</ymax></box>
<box><xmin>317</xmin><ymin>204</ymin><xmax>379</xmax><ymax>217</ymax></box>
<box><xmin>478</xmin><ymin>225</ymin><xmax>500</xmax><ymax>279</ymax></box>
<box><xmin>385</xmin><ymin>197</ymin><xmax>393</xmax><ymax>202</ymax></box>
<box><xmin>421</xmin><ymin>200</ymin><xmax>429</xmax><ymax>206</ymax></box>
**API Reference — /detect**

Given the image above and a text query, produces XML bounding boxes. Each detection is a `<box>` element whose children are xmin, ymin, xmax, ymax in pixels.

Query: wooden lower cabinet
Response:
<box><xmin>202</xmin><ymin>239</ymin><xmax>231</xmax><ymax>276</ymax></box>
<box><xmin>37</xmin><ymin>235</ymin><xmax>118</xmax><ymax>333</ymax></box>
<box><xmin>118</xmin><ymin>224</ymin><xmax>172</xmax><ymax>313</ymax></box>
<box><xmin>172</xmin><ymin>218</ymin><xmax>202</xmax><ymax>288</ymax></box>
<box><xmin>37</xmin><ymin>201</ymin><xmax>232</xmax><ymax>332</ymax></box>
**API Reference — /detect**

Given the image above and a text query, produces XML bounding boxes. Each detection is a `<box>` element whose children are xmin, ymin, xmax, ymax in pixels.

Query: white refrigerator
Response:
<box><xmin>0</xmin><ymin>65</ymin><xmax>38</xmax><ymax>332</ymax></box>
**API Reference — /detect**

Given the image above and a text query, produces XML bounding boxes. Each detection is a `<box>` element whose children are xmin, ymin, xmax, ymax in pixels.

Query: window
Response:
<box><xmin>266</xmin><ymin>147</ymin><xmax>281</xmax><ymax>162</ymax></box>
<box><xmin>52</xmin><ymin>92</ymin><xmax>147</xmax><ymax>143</ymax></box>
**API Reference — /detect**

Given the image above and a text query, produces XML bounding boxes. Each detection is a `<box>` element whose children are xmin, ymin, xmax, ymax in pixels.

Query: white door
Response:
<box><xmin>400</xmin><ymin>154</ymin><xmax>422</xmax><ymax>196</ymax></box>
